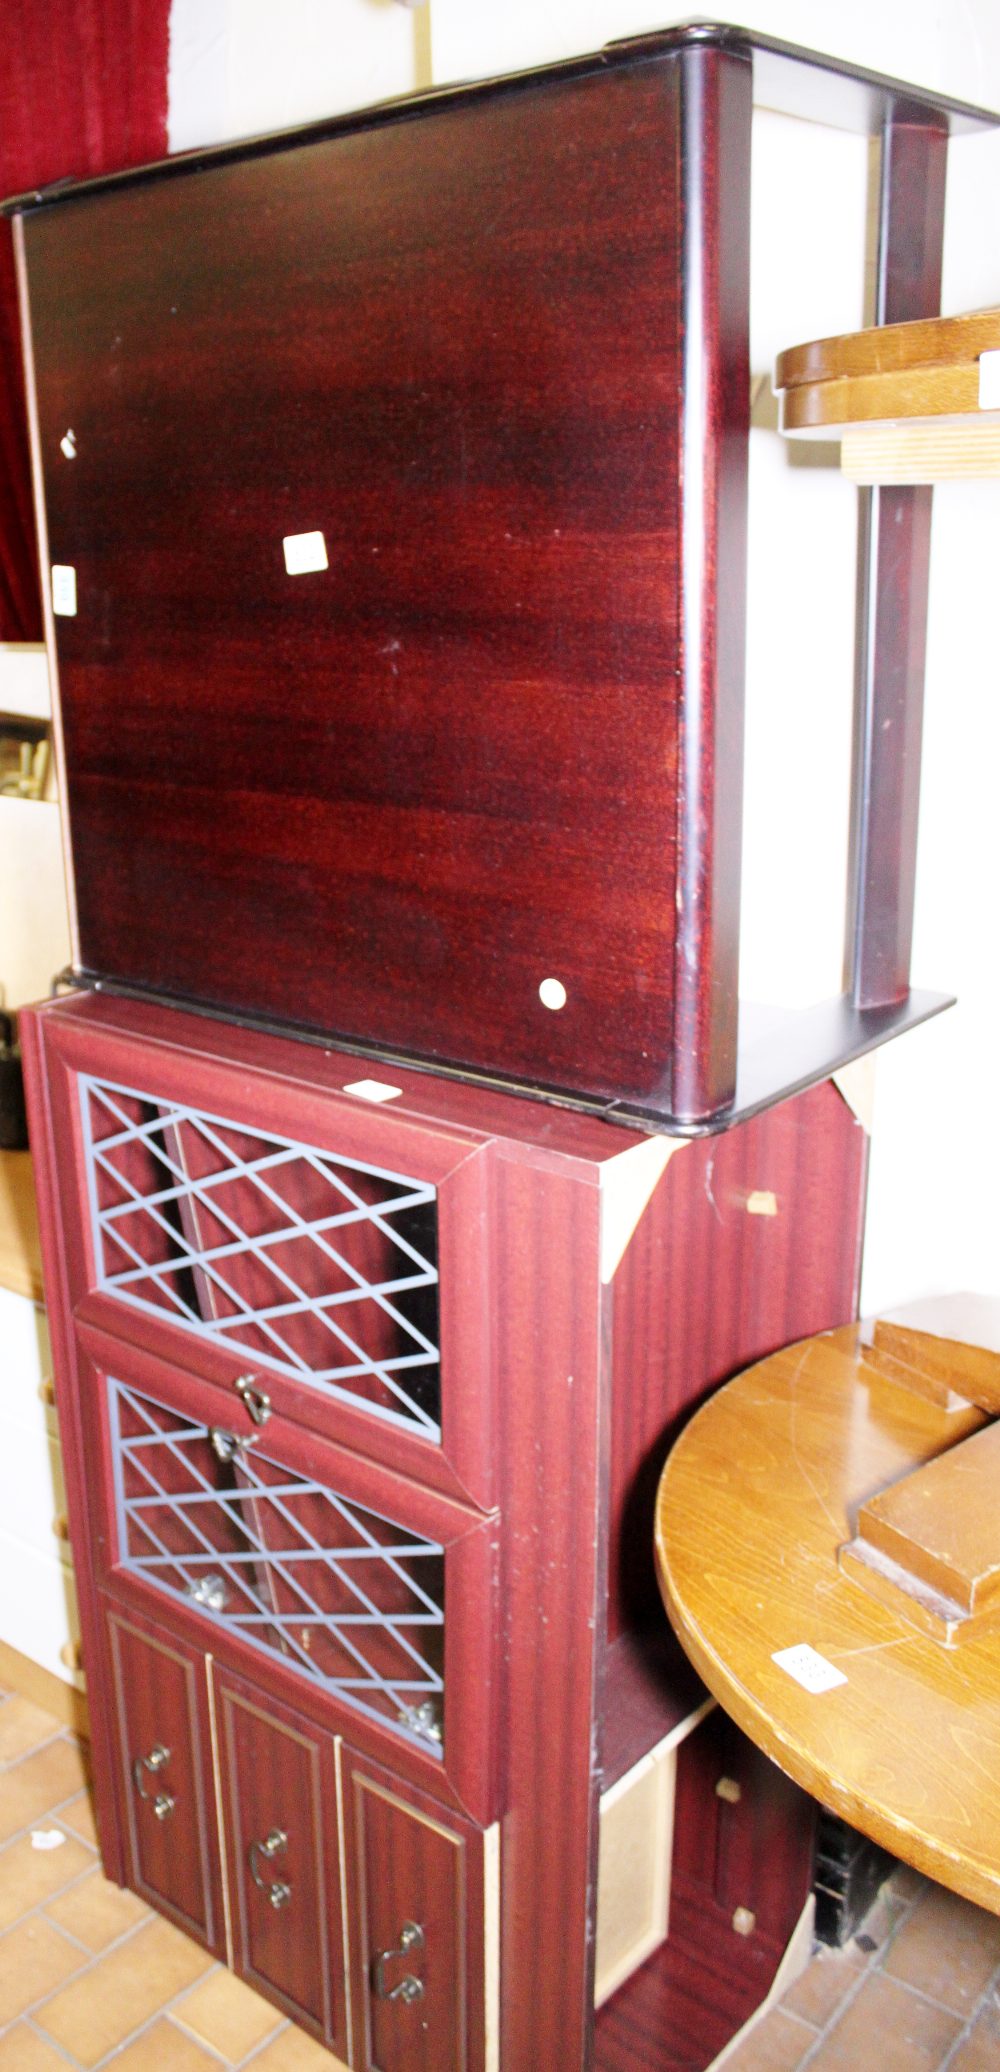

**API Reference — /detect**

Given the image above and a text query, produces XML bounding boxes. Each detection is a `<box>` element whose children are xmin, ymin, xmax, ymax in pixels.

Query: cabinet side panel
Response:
<box><xmin>18</xmin><ymin>1004</ymin><xmax>125</xmax><ymax>1882</ymax></box>
<box><xmin>607</xmin><ymin>1078</ymin><xmax>868</xmax><ymax>1638</ymax></box>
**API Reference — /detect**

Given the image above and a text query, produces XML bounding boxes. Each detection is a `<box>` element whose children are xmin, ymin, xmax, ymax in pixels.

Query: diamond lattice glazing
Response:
<box><xmin>109</xmin><ymin>1376</ymin><xmax>445</xmax><ymax>1750</ymax></box>
<box><xmin>81</xmin><ymin>1074</ymin><xmax>441</xmax><ymax>1436</ymax></box>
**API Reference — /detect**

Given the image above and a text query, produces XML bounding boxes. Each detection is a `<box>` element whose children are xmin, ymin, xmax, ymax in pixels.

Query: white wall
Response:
<box><xmin>425</xmin><ymin>0</ymin><xmax>1000</xmax><ymax>1318</ymax></box>
<box><xmin>45</xmin><ymin>0</ymin><xmax>1000</xmax><ymax>1324</ymax></box>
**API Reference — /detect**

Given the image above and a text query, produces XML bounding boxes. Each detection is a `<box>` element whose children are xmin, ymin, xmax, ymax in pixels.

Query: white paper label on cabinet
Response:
<box><xmin>342</xmin><ymin>1078</ymin><xmax>404</xmax><ymax>1104</ymax></box>
<box><xmin>282</xmin><ymin>530</ymin><xmax>329</xmax><ymax>575</ymax></box>
<box><xmin>978</xmin><ymin>350</ymin><xmax>1000</xmax><ymax>410</ymax></box>
<box><xmin>772</xmin><ymin>1644</ymin><xmax>847</xmax><ymax>1694</ymax></box>
<box><xmin>51</xmin><ymin>565</ymin><xmax>77</xmax><ymax>616</ymax></box>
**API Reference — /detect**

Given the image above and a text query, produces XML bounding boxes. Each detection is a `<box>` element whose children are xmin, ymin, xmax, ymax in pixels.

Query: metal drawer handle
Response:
<box><xmin>234</xmin><ymin>1374</ymin><xmax>272</xmax><ymax>1426</ymax></box>
<box><xmin>373</xmin><ymin>1920</ymin><xmax>425</xmax><ymax>2004</ymax></box>
<box><xmin>132</xmin><ymin>1744</ymin><xmax>176</xmax><ymax>1822</ymax></box>
<box><xmin>249</xmin><ymin>1827</ymin><xmax>292</xmax><ymax>1909</ymax></box>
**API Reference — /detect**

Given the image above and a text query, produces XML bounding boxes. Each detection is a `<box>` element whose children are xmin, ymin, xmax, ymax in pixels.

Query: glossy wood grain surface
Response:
<box><xmin>106</xmin><ymin>1602</ymin><xmax>224</xmax><ymax>1952</ymax></box>
<box><xmin>22</xmin><ymin>52</ymin><xmax>696</xmax><ymax>1115</ymax></box>
<box><xmin>217</xmin><ymin>1671</ymin><xmax>344</xmax><ymax>2048</ymax></box>
<box><xmin>607</xmin><ymin>1077</ymin><xmax>868</xmax><ymax>1640</ymax></box>
<box><xmin>656</xmin><ymin>1322</ymin><xmax>1000</xmax><ymax>1913</ymax></box>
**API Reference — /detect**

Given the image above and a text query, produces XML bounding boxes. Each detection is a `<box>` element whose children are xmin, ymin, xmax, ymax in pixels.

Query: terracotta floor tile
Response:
<box><xmin>886</xmin><ymin>1865</ymin><xmax>927</xmax><ymax>1905</ymax></box>
<box><xmin>0</xmin><ymin>1739</ymin><xmax>90</xmax><ymax>1843</ymax></box>
<box><xmin>0</xmin><ymin>1696</ymin><xmax>61</xmax><ymax>1764</ymax></box>
<box><xmin>883</xmin><ymin>1881</ymin><xmax>1000</xmax><ymax>2015</ymax></box>
<box><xmin>58</xmin><ymin>1789</ymin><xmax>99</xmax><ymax>1847</ymax></box>
<box><xmin>105</xmin><ymin>2017</ymin><xmax>228</xmax><ymax>2070</ymax></box>
<box><xmin>948</xmin><ymin>1992</ymin><xmax>1000</xmax><ymax>2072</ymax></box>
<box><xmin>34</xmin><ymin>1911</ymin><xmax>214</xmax><ymax>2066</ymax></box>
<box><xmin>780</xmin><ymin>1939</ymin><xmax>866</xmax><ymax>2027</ymax></box>
<box><xmin>806</xmin><ymin>1973</ymin><xmax>962</xmax><ymax>2070</ymax></box>
<box><xmin>720</xmin><ymin>2005</ymin><xmax>815</xmax><ymax>2070</ymax></box>
<box><xmin>0</xmin><ymin>2026</ymin><xmax>73</xmax><ymax>2072</ymax></box>
<box><xmin>251</xmin><ymin>2026</ymin><xmax>351</xmax><ymax>2069</ymax></box>
<box><xmin>0</xmin><ymin>1913</ymin><xmax>87</xmax><ymax>2024</ymax></box>
<box><xmin>0</xmin><ymin>1825</ymin><xmax>95</xmax><ymax>1932</ymax></box>
<box><xmin>44</xmin><ymin>1862</ymin><xmax>150</xmax><ymax>1950</ymax></box>
<box><xmin>174</xmin><ymin>1963</ymin><xmax>284</xmax><ymax>2056</ymax></box>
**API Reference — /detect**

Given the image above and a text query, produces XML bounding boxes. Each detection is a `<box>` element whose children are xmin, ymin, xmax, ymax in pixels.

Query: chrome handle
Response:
<box><xmin>132</xmin><ymin>1744</ymin><xmax>175</xmax><ymax>1821</ymax></box>
<box><xmin>373</xmin><ymin>1920</ymin><xmax>425</xmax><ymax>2003</ymax></box>
<box><xmin>249</xmin><ymin>1827</ymin><xmax>292</xmax><ymax>1909</ymax></box>
<box><xmin>234</xmin><ymin>1374</ymin><xmax>272</xmax><ymax>1426</ymax></box>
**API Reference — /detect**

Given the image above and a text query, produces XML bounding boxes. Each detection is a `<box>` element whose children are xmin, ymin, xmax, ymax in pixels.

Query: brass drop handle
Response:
<box><xmin>132</xmin><ymin>1744</ymin><xmax>175</xmax><ymax>1821</ymax></box>
<box><xmin>373</xmin><ymin>1920</ymin><xmax>425</xmax><ymax>2004</ymax></box>
<box><xmin>249</xmin><ymin>1827</ymin><xmax>292</xmax><ymax>1909</ymax></box>
<box><xmin>234</xmin><ymin>1374</ymin><xmax>272</xmax><ymax>1426</ymax></box>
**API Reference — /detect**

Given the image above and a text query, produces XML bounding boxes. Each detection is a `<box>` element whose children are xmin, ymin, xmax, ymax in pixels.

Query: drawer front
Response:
<box><xmin>81</xmin><ymin>1325</ymin><xmax>499</xmax><ymax>1825</ymax></box>
<box><xmin>105</xmin><ymin>1603</ymin><xmax>224</xmax><ymax>1952</ymax></box>
<box><xmin>35</xmin><ymin>1005</ymin><xmax>494</xmax><ymax>1509</ymax></box>
<box><xmin>344</xmin><ymin>1749</ymin><xmax>491</xmax><ymax>2072</ymax></box>
<box><xmin>216</xmin><ymin>1670</ymin><xmax>346</xmax><ymax>2051</ymax></box>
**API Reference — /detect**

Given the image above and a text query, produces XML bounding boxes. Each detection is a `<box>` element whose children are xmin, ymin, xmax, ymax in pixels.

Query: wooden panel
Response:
<box><xmin>217</xmin><ymin>1670</ymin><xmax>345</xmax><ymax>2049</ymax></box>
<box><xmin>343</xmin><ymin>1748</ymin><xmax>486</xmax><ymax>2072</ymax></box>
<box><xmin>606</xmin><ymin>1077</ymin><xmax>868</xmax><ymax>1639</ymax></box>
<box><xmin>670</xmin><ymin>41</ymin><xmax>751</xmax><ymax>1123</ymax></box>
<box><xmin>105</xmin><ymin>1602</ymin><xmax>223</xmax><ymax>1950</ymax></box>
<box><xmin>493</xmin><ymin>1148</ymin><xmax>605</xmax><ymax>2070</ymax></box>
<box><xmin>21</xmin><ymin>49</ymin><xmax>691</xmax><ymax>1114</ymax></box>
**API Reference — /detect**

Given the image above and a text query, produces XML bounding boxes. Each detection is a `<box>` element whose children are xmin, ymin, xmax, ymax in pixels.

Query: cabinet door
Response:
<box><xmin>79</xmin><ymin>1322</ymin><xmax>498</xmax><ymax>1825</ymax></box>
<box><xmin>30</xmin><ymin>996</ymin><xmax>495</xmax><ymax>1509</ymax></box>
<box><xmin>105</xmin><ymin>1603</ymin><xmax>224</xmax><ymax>1952</ymax></box>
<box><xmin>216</xmin><ymin>1668</ymin><xmax>348</xmax><ymax>2056</ymax></box>
<box><xmin>343</xmin><ymin>1748</ymin><xmax>491</xmax><ymax>2072</ymax></box>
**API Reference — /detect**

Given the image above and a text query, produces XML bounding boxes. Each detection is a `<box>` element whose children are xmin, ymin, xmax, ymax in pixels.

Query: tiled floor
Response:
<box><xmin>726</xmin><ymin>1866</ymin><xmax>1000</xmax><ymax>2071</ymax></box>
<box><xmin>3</xmin><ymin>1681</ymin><xmax>1000</xmax><ymax>2071</ymax></box>
<box><xmin>0</xmin><ymin>1684</ymin><xmax>347</xmax><ymax>2070</ymax></box>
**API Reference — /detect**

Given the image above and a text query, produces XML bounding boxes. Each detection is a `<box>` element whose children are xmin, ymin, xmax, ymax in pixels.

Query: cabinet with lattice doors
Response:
<box><xmin>23</xmin><ymin>984</ymin><xmax>873</xmax><ymax>2070</ymax></box>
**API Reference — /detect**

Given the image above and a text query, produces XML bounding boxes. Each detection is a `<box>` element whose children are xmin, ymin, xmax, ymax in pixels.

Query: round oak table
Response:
<box><xmin>655</xmin><ymin>1322</ymin><xmax>1000</xmax><ymax>1914</ymax></box>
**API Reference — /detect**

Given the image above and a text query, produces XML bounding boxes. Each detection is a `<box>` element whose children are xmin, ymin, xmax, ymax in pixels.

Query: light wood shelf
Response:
<box><xmin>775</xmin><ymin>307</ymin><xmax>1000</xmax><ymax>482</ymax></box>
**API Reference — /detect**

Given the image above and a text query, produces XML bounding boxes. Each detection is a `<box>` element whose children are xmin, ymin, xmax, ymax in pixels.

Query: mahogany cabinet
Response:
<box><xmin>10</xmin><ymin>26</ymin><xmax>993</xmax><ymax>1130</ymax></box>
<box><xmin>11</xmin><ymin>21</ymin><xmax>995</xmax><ymax>2068</ymax></box>
<box><xmin>23</xmin><ymin>988</ymin><xmax>869</xmax><ymax>2068</ymax></box>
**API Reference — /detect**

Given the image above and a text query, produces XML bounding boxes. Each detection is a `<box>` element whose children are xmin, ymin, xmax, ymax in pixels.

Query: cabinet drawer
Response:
<box><xmin>343</xmin><ymin>1748</ymin><xmax>492</xmax><ymax>2072</ymax></box>
<box><xmin>216</xmin><ymin>1669</ymin><xmax>347</xmax><ymax>2053</ymax></box>
<box><xmin>105</xmin><ymin>1602</ymin><xmax>224</xmax><ymax>1953</ymax></box>
<box><xmin>35</xmin><ymin>1003</ymin><xmax>495</xmax><ymax>1509</ymax></box>
<box><xmin>80</xmin><ymin>1324</ymin><xmax>499</xmax><ymax>1824</ymax></box>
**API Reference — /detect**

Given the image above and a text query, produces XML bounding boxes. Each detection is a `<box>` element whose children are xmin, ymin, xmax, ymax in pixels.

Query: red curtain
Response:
<box><xmin>0</xmin><ymin>1</ymin><xmax>172</xmax><ymax>639</ymax></box>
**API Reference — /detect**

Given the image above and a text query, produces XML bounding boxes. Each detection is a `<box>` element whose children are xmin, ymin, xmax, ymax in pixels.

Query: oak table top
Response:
<box><xmin>0</xmin><ymin>1148</ymin><xmax>43</xmax><ymax>1303</ymax></box>
<box><xmin>655</xmin><ymin>1323</ymin><xmax>1000</xmax><ymax>1915</ymax></box>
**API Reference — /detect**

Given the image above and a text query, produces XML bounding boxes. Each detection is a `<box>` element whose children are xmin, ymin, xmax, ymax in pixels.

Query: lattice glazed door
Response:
<box><xmin>76</xmin><ymin>1321</ymin><xmax>499</xmax><ymax>1825</ymax></box>
<box><xmin>30</xmin><ymin>995</ymin><xmax>496</xmax><ymax>1508</ymax></box>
